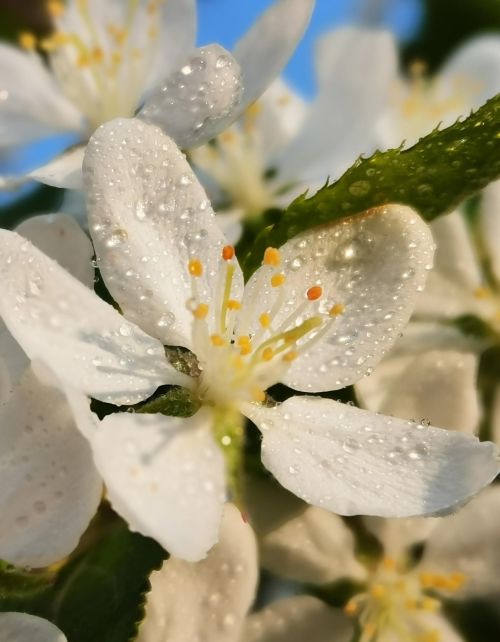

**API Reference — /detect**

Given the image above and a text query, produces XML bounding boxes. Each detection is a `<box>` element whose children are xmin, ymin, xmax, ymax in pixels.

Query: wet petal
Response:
<box><xmin>138</xmin><ymin>504</ymin><xmax>257</xmax><ymax>642</ymax></box>
<box><xmin>0</xmin><ymin>613</ymin><xmax>67</xmax><ymax>642</ymax></box>
<box><xmin>242</xmin><ymin>596</ymin><xmax>353</xmax><ymax>642</ymax></box>
<box><xmin>0</xmin><ymin>366</ymin><xmax>101</xmax><ymax>567</ymax></box>
<box><xmin>89</xmin><ymin>408</ymin><xmax>226</xmax><ymax>561</ymax></box>
<box><xmin>243</xmin><ymin>396</ymin><xmax>498</xmax><ymax>518</ymax></box>
<box><xmin>27</xmin><ymin>145</ymin><xmax>85</xmax><ymax>189</ymax></box>
<box><xmin>232</xmin><ymin>0</ymin><xmax>314</xmax><ymax>109</ymax></box>
<box><xmin>84</xmin><ymin>118</ymin><xmax>243</xmax><ymax>349</ymax></box>
<box><xmin>240</xmin><ymin>205</ymin><xmax>434</xmax><ymax>393</ymax></box>
<box><xmin>0</xmin><ymin>229</ymin><xmax>185</xmax><ymax>405</ymax></box>
<box><xmin>480</xmin><ymin>180</ymin><xmax>500</xmax><ymax>283</ymax></box>
<box><xmin>140</xmin><ymin>45</ymin><xmax>243</xmax><ymax>148</ymax></box>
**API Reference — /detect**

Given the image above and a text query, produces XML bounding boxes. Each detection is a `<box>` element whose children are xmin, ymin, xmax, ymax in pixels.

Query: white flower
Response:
<box><xmin>137</xmin><ymin>503</ymin><xmax>353</xmax><ymax>642</ymax></box>
<box><xmin>0</xmin><ymin>0</ymin><xmax>314</xmax><ymax>190</ymax></box>
<box><xmin>0</xmin><ymin>612</ymin><xmax>67</xmax><ymax>642</ymax></box>
<box><xmin>253</xmin><ymin>482</ymin><xmax>500</xmax><ymax>642</ymax></box>
<box><xmin>377</xmin><ymin>34</ymin><xmax>500</xmax><ymax>149</ymax></box>
<box><xmin>190</xmin><ymin>27</ymin><xmax>398</xmax><ymax>221</ymax></box>
<box><xmin>0</xmin><ymin>214</ymin><xmax>101</xmax><ymax>568</ymax></box>
<box><xmin>0</xmin><ymin>118</ymin><xmax>497</xmax><ymax>563</ymax></box>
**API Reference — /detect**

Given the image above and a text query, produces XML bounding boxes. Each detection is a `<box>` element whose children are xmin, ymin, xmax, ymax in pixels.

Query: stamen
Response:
<box><xmin>343</xmin><ymin>600</ymin><xmax>358</xmax><ymax>616</ymax></box>
<box><xmin>261</xmin><ymin>348</ymin><xmax>274</xmax><ymax>362</ymax></box>
<box><xmin>210</xmin><ymin>334</ymin><xmax>225</xmax><ymax>347</ymax></box>
<box><xmin>382</xmin><ymin>557</ymin><xmax>395</xmax><ymax>571</ymax></box>
<box><xmin>47</xmin><ymin>0</ymin><xmax>65</xmax><ymax>17</ymax></box>
<box><xmin>421</xmin><ymin>597</ymin><xmax>439</xmax><ymax>612</ymax></box>
<box><xmin>237</xmin><ymin>336</ymin><xmax>251</xmax><ymax>356</ymax></box>
<box><xmin>283</xmin><ymin>350</ymin><xmax>298</xmax><ymax>362</ymax></box>
<box><xmin>263</xmin><ymin>247</ymin><xmax>281</xmax><ymax>267</ymax></box>
<box><xmin>188</xmin><ymin>259</ymin><xmax>203</xmax><ymax>277</ymax></box>
<box><xmin>193</xmin><ymin>303</ymin><xmax>209</xmax><ymax>320</ymax></box>
<box><xmin>222</xmin><ymin>245</ymin><xmax>235</xmax><ymax>261</ymax></box>
<box><xmin>270</xmin><ymin>273</ymin><xmax>285</xmax><ymax>288</ymax></box>
<box><xmin>259</xmin><ymin>313</ymin><xmax>270</xmax><ymax>328</ymax></box>
<box><xmin>227</xmin><ymin>300</ymin><xmax>241</xmax><ymax>311</ymax></box>
<box><xmin>306</xmin><ymin>286</ymin><xmax>323</xmax><ymax>301</ymax></box>
<box><xmin>370</xmin><ymin>584</ymin><xmax>386</xmax><ymax>599</ymax></box>
<box><xmin>19</xmin><ymin>32</ymin><xmax>36</xmax><ymax>50</ymax></box>
<box><xmin>251</xmin><ymin>387</ymin><xmax>266</xmax><ymax>402</ymax></box>
<box><xmin>329</xmin><ymin>303</ymin><xmax>345</xmax><ymax>316</ymax></box>
<box><xmin>473</xmin><ymin>286</ymin><xmax>489</xmax><ymax>299</ymax></box>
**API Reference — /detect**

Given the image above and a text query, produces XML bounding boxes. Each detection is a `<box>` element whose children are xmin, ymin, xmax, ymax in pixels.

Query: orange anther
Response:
<box><xmin>252</xmin><ymin>387</ymin><xmax>266</xmax><ymax>402</ymax></box>
<box><xmin>47</xmin><ymin>0</ymin><xmax>64</xmax><ymax>17</ymax></box>
<box><xmin>306</xmin><ymin>286</ymin><xmax>322</xmax><ymax>301</ymax></box>
<box><xmin>283</xmin><ymin>350</ymin><xmax>298</xmax><ymax>362</ymax></box>
<box><xmin>259</xmin><ymin>313</ymin><xmax>270</xmax><ymax>328</ymax></box>
<box><xmin>262</xmin><ymin>348</ymin><xmax>274</xmax><ymax>361</ymax></box>
<box><xmin>270</xmin><ymin>273</ymin><xmax>285</xmax><ymax>288</ymax></box>
<box><xmin>222</xmin><ymin>245</ymin><xmax>234</xmax><ymax>261</ymax></box>
<box><xmin>329</xmin><ymin>303</ymin><xmax>345</xmax><ymax>316</ymax></box>
<box><xmin>210</xmin><ymin>334</ymin><xmax>225</xmax><ymax>347</ymax></box>
<box><xmin>227</xmin><ymin>299</ymin><xmax>241</xmax><ymax>310</ymax></box>
<box><xmin>343</xmin><ymin>600</ymin><xmax>358</xmax><ymax>616</ymax></box>
<box><xmin>19</xmin><ymin>32</ymin><xmax>36</xmax><ymax>50</ymax></box>
<box><xmin>193</xmin><ymin>304</ymin><xmax>208</xmax><ymax>319</ymax></box>
<box><xmin>263</xmin><ymin>247</ymin><xmax>281</xmax><ymax>267</ymax></box>
<box><xmin>188</xmin><ymin>259</ymin><xmax>203</xmax><ymax>277</ymax></box>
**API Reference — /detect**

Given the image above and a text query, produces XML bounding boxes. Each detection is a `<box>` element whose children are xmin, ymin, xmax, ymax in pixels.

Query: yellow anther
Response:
<box><xmin>220</xmin><ymin>131</ymin><xmax>236</xmax><ymax>144</ymax></box>
<box><xmin>210</xmin><ymin>334</ymin><xmax>225</xmax><ymax>347</ymax></box>
<box><xmin>237</xmin><ymin>336</ymin><xmax>251</xmax><ymax>356</ymax></box>
<box><xmin>262</xmin><ymin>347</ymin><xmax>274</xmax><ymax>362</ymax></box>
<box><xmin>343</xmin><ymin>600</ymin><xmax>358</xmax><ymax>616</ymax></box>
<box><xmin>405</xmin><ymin>598</ymin><xmax>417</xmax><ymax>610</ymax></box>
<box><xmin>448</xmin><ymin>572</ymin><xmax>465</xmax><ymax>591</ymax></box>
<box><xmin>370</xmin><ymin>584</ymin><xmax>386</xmax><ymax>599</ymax></box>
<box><xmin>77</xmin><ymin>53</ymin><xmax>90</xmax><ymax>67</ymax></box>
<box><xmin>263</xmin><ymin>247</ymin><xmax>281</xmax><ymax>267</ymax></box>
<box><xmin>237</xmin><ymin>336</ymin><xmax>251</xmax><ymax>347</ymax></box>
<box><xmin>47</xmin><ymin>0</ymin><xmax>64</xmax><ymax>17</ymax></box>
<box><xmin>277</xmin><ymin>94</ymin><xmax>290</xmax><ymax>107</ymax></box>
<box><xmin>419</xmin><ymin>572</ymin><xmax>436</xmax><ymax>589</ymax></box>
<box><xmin>270</xmin><ymin>273</ymin><xmax>285</xmax><ymax>288</ymax></box>
<box><xmin>329</xmin><ymin>303</ymin><xmax>345</xmax><ymax>316</ymax></box>
<box><xmin>111</xmin><ymin>51</ymin><xmax>122</xmax><ymax>67</ymax></box>
<box><xmin>421</xmin><ymin>597</ymin><xmax>439</xmax><ymax>612</ymax></box>
<box><xmin>148</xmin><ymin>26</ymin><xmax>158</xmax><ymax>40</ymax></box>
<box><xmin>252</xmin><ymin>387</ymin><xmax>266</xmax><ymax>402</ymax></box>
<box><xmin>259</xmin><ymin>313</ymin><xmax>270</xmax><ymax>328</ymax></box>
<box><xmin>91</xmin><ymin>47</ymin><xmax>104</xmax><ymax>63</ymax></box>
<box><xmin>227</xmin><ymin>300</ymin><xmax>241</xmax><ymax>311</ymax></box>
<box><xmin>230</xmin><ymin>355</ymin><xmax>244</xmax><ymax>369</ymax></box>
<box><xmin>473</xmin><ymin>286</ymin><xmax>489</xmax><ymax>299</ymax></box>
<box><xmin>283</xmin><ymin>350</ymin><xmax>298</xmax><ymax>362</ymax></box>
<box><xmin>362</xmin><ymin>623</ymin><xmax>376</xmax><ymax>637</ymax></box>
<box><xmin>193</xmin><ymin>304</ymin><xmax>209</xmax><ymax>320</ymax></box>
<box><xmin>18</xmin><ymin>32</ymin><xmax>36</xmax><ymax>50</ymax></box>
<box><xmin>421</xmin><ymin>631</ymin><xmax>440</xmax><ymax>642</ymax></box>
<box><xmin>188</xmin><ymin>259</ymin><xmax>203</xmax><ymax>277</ymax></box>
<box><xmin>382</xmin><ymin>557</ymin><xmax>396</xmax><ymax>571</ymax></box>
<box><xmin>306</xmin><ymin>286</ymin><xmax>323</xmax><ymax>301</ymax></box>
<box><xmin>245</xmin><ymin>102</ymin><xmax>262</xmax><ymax>119</ymax></box>
<box><xmin>222</xmin><ymin>245</ymin><xmax>235</xmax><ymax>261</ymax></box>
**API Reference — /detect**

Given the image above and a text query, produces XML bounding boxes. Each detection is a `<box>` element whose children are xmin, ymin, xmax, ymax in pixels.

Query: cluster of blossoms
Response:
<box><xmin>0</xmin><ymin>1</ymin><xmax>500</xmax><ymax>641</ymax></box>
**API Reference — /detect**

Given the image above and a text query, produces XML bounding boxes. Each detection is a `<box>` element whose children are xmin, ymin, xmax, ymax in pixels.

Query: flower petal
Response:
<box><xmin>412</xmin><ymin>613</ymin><xmax>465</xmax><ymax>642</ymax></box>
<box><xmin>232</xmin><ymin>0</ymin><xmax>314</xmax><ymax>109</ymax></box>
<box><xmin>140</xmin><ymin>45</ymin><xmax>243</xmax><ymax>149</ymax></box>
<box><xmin>240</xmin><ymin>205</ymin><xmax>434</xmax><ymax>393</ymax></box>
<box><xmin>138</xmin><ymin>504</ymin><xmax>257</xmax><ymax>642</ymax></box>
<box><xmin>83</xmin><ymin>118</ymin><xmax>243</xmax><ymax>349</ymax></box>
<box><xmin>17</xmin><ymin>213</ymin><xmax>94</xmax><ymax>287</ymax></box>
<box><xmin>0</xmin><ymin>613</ymin><xmax>67</xmax><ymax>642</ymax></box>
<box><xmin>0</xmin><ymin>229</ymin><xmax>185</xmax><ymax>405</ymax></box>
<box><xmin>0</xmin><ymin>44</ymin><xmax>83</xmax><ymax>148</ymax></box>
<box><xmin>242</xmin><ymin>596</ymin><xmax>353</xmax><ymax>642</ymax></box>
<box><xmin>480</xmin><ymin>180</ymin><xmax>500</xmax><ymax>283</ymax></box>
<box><xmin>89</xmin><ymin>407</ymin><xmax>226</xmax><ymax>561</ymax></box>
<box><xmin>277</xmin><ymin>28</ymin><xmax>397</xmax><ymax>183</ymax></box>
<box><xmin>243</xmin><ymin>396</ymin><xmax>498</xmax><ymax>518</ymax></box>
<box><xmin>0</xmin><ymin>366</ymin><xmax>102</xmax><ymax>567</ymax></box>
<box><xmin>27</xmin><ymin>145</ymin><xmax>85</xmax><ymax>189</ymax></box>
<box><xmin>421</xmin><ymin>485</ymin><xmax>500</xmax><ymax>598</ymax></box>
<box><xmin>363</xmin><ymin>516</ymin><xmax>439</xmax><ymax>559</ymax></box>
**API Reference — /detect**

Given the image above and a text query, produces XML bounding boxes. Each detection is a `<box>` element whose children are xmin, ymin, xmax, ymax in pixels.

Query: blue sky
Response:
<box><xmin>0</xmin><ymin>0</ymin><xmax>421</xmax><ymax>206</ymax></box>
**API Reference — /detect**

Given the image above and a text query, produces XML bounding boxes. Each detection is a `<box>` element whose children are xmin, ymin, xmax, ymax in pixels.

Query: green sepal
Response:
<box><xmin>239</xmin><ymin>94</ymin><xmax>500</xmax><ymax>277</ymax></box>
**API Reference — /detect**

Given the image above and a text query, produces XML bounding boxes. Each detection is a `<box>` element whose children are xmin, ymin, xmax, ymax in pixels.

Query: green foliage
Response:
<box><xmin>239</xmin><ymin>94</ymin><xmax>500</xmax><ymax>277</ymax></box>
<box><xmin>0</xmin><ymin>511</ymin><xmax>166</xmax><ymax>642</ymax></box>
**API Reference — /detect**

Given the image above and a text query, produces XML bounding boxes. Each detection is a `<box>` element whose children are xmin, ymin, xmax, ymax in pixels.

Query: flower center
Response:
<box><xmin>20</xmin><ymin>0</ymin><xmax>164</xmax><ymax>130</ymax></box>
<box><xmin>186</xmin><ymin>245</ymin><xmax>344</xmax><ymax>408</ymax></box>
<box><xmin>344</xmin><ymin>557</ymin><xmax>466</xmax><ymax>642</ymax></box>
<box><xmin>190</xmin><ymin>104</ymin><xmax>279</xmax><ymax>216</ymax></box>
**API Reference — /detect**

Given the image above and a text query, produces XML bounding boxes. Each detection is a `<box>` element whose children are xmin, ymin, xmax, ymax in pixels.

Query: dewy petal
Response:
<box><xmin>416</xmin><ymin>209</ymin><xmax>483</xmax><ymax>319</ymax></box>
<box><xmin>17</xmin><ymin>213</ymin><xmax>94</xmax><ymax>287</ymax></box>
<box><xmin>27</xmin><ymin>145</ymin><xmax>85</xmax><ymax>190</ymax></box>
<box><xmin>89</xmin><ymin>407</ymin><xmax>226</xmax><ymax>561</ymax></box>
<box><xmin>0</xmin><ymin>230</ymin><xmax>185</xmax><ymax>405</ymax></box>
<box><xmin>243</xmin><ymin>396</ymin><xmax>499</xmax><ymax>518</ymax></box>
<box><xmin>0</xmin><ymin>613</ymin><xmax>67</xmax><ymax>642</ymax></box>
<box><xmin>142</xmin><ymin>0</ymin><xmax>197</xmax><ymax>95</ymax></box>
<box><xmin>277</xmin><ymin>28</ymin><xmax>398</xmax><ymax>183</ymax></box>
<box><xmin>363</xmin><ymin>516</ymin><xmax>439</xmax><ymax>559</ymax></box>
<box><xmin>240</xmin><ymin>205</ymin><xmax>434</xmax><ymax>393</ymax></box>
<box><xmin>0</xmin><ymin>366</ymin><xmax>102</xmax><ymax>568</ymax></box>
<box><xmin>259</xmin><ymin>504</ymin><xmax>367</xmax><ymax>585</ymax></box>
<box><xmin>480</xmin><ymin>180</ymin><xmax>500</xmax><ymax>283</ymax></box>
<box><xmin>232</xmin><ymin>0</ymin><xmax>315</xmax><ymax>109</ymax></box>
<box><xmin>242</xmin><ymin>596</ymin><xmax>353</xmax><ymax>642</ymax></box>
<box><xmin>139</xmin><ymin>45</ymin><xmax>243</xmax><ymax>149</ymax></box>
<box><xmin>420</xmin><ymin>485</ymin><xmax>500</xmax><ymax>599</ymax></box>
<box><xmin>84</xmin><ymin>118</ymin><xmax>243</xmax><ymax>349</ymax></box>
<box><xmin>0</xmin><ymin>44</ymin><xmax>83</xmax><ymax>148</ymax></box>
<box><xmin>137</xmin><ymin>504</ymin><xmax>257</xmax><ymax>642</ymax></box>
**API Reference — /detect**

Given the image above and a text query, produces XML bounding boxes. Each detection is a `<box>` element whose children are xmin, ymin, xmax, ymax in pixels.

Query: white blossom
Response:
<box><xmin>0</xmin><ymin>612</ymin><xmax>67</xmax><ymax>642</ymax></box>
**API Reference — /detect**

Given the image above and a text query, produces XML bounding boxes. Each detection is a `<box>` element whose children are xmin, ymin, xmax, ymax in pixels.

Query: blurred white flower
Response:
<box><xmin>254</xmin><ymin>483</ymin><xmax>500</xmax><ymax>642</ymax></box>
<box><xmin>0</xmin><ymin>214</ymin><xmax>101</xmax><ymax>568</ymax></box>
<box><xmin>0</xmin><ymin>118</ymin><xmax>496</xmax><ymax>562</ymax></box>
<box><xmin>0</xmin><ymin>612</ymin><xmax>66</xmax><ymax>642</ymax></box>
<box><xmin>0</xmin><ymin>0</ymin><xmax>314</xmax><ymax>190</ymax></box>
<box><xmin>138</xmin><ymin>502</ymin><xmax>353</xmax><ymax>642</ymax></box>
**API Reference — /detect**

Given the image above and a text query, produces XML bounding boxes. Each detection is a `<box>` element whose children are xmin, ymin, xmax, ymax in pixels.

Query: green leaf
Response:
<box><xmin>239</xmin><ymin>94</ymin><xmax>500</xmax><ymax>277</ymax></box>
